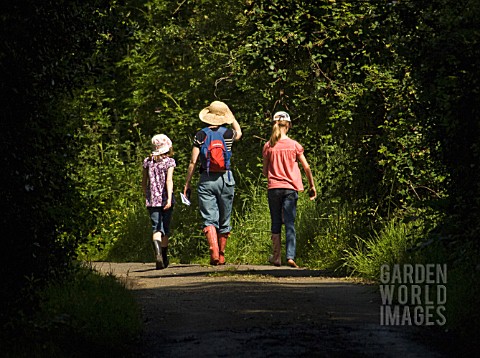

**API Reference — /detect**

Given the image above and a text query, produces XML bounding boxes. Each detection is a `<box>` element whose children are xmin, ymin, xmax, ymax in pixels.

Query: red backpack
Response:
<box><xmin>200</xmin><ymin>127</ymin><xmax>231</xmax><ymax>174</ymax></box>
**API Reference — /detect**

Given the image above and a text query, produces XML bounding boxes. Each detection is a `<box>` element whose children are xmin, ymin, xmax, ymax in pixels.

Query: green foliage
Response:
<box><xmin>397</xmin><ymin>0</ymin><xmax>480</xmax><ymax>245</ymax></box>
<box><xmin>229</xmin><ymin>172</ymin><xmax>272</xmax><ymax>264</ymax></box>
<box><xmin>3</xmin><ymin>265</ymin><xmax>142</xmax><ymax>357</ymax></box>
<box><xmin>1</xmin><ymin>0</ymin><xmax>126</xmax><ymax>323</ymax></box>
<box><xmin>54</xmin><ymin>0</ymin><xmax>476</xmax><ymax>277</ymax></box>
<box><xmin>299</xmin><ymin>200</ymin><xmax>362</xmax><ymax>270</ymax></box>
<box><xmin>76</xmin><ymin>201</ymin><xmax>153</xmax><ymax>262</ymax></box>
<box><xmin>343</xmin><ymin>218</ymin><xmax>426</xmax><ymax>280</ymax></box>
<box><xmin>60</xmin><ymin>1</ymin><xmax>454</xmax><ymax>275</ymax></box>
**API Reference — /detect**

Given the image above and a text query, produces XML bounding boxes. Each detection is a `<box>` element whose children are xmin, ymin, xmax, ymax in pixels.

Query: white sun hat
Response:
<box><xmin>151</xmin><ymin>134</ymin><xmax>172</xmax><ymax>155</ymax></box>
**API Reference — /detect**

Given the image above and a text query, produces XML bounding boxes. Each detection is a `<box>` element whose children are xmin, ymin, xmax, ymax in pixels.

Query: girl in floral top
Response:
<box><xmin>142</xmin><ymin>134</ymin><xmax>176</xmax><ymax>270</ymax></box>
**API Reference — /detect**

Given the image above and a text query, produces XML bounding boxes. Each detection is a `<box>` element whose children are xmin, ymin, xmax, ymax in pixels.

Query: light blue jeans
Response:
<box><xmin>267</xmin><ymin>189</ymin><xmax>298</xmax><ymax>260</ymax></box>
<box><xmin>197</xmin><ymin>171</ymin><xmax>235</xmax><ymax>233</ymax></box>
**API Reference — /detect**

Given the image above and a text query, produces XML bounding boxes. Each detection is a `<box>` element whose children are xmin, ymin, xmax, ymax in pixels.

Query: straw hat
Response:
<box><xmin>151</xmin><ymin>134</ymin><xmax>172</xmax><ymax>155</ymax></box>
<box><xmin>199</xmin><ymin>101</ymin><xmax>235</xmax><ymax>125</ymax></box>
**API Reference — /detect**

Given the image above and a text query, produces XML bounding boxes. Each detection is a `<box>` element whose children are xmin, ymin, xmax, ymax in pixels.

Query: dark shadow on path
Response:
<box><xmin>133</xmin><ymin>263</ymin><xmax>345</xmax><ymax>279</ymax></box>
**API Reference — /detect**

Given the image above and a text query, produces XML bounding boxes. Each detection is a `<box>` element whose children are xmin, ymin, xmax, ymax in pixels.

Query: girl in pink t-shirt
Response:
<box><xmin>262</xmin><ymin>111</ymin><xmax>316</xmax><ymax>268</ymax></box>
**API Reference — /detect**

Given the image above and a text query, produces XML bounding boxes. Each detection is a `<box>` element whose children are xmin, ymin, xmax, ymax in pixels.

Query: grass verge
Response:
<box><xmin>3</xmin><ymin>264</ymin><xmax>142</xmax><ymax>358</ymax></box>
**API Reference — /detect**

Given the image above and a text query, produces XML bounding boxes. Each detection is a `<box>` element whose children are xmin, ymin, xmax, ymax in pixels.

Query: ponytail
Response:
<box><xmin>268</xmin><ymin>120</ymin><xmax>290</xmax><ymax>147</ymax></box>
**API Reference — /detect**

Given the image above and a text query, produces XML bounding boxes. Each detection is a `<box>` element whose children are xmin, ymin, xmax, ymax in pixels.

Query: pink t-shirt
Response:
<box><xmin>263</xmin><ymin>138</ymin><xmax>304</xmax><ymax>191</ymax></box>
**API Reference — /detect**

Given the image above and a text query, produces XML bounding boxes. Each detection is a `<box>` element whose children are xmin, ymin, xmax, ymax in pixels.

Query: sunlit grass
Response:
<box><xmin>342</xmin><ymin>218</ymin><xmax>424</xmax><ymax>280</ymax></box>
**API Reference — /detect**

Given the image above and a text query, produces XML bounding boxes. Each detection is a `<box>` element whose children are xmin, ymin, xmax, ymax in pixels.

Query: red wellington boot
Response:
<box><xmin>218</xmin><ymin>232</ymin><xmax>230</xmax><ymax>265</ymax></box>
<box><xmin>203</xmin><ymin>225</ymin><xmax>219</xmax><ymax>265</ymax></box>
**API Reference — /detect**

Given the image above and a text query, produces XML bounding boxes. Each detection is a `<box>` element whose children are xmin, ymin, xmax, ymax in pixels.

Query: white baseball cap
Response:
<box><xmin>273</xmin><ymin>111</ymin><xmax>291</xmax><ymax>122</ymax></box>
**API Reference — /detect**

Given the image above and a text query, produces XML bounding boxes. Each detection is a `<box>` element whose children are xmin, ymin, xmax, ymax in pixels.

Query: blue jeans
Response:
<box><xmin>268</xmin><ymin>189</ymin><xmax>298</xmax><ymax>260</ymax></box>
<box><xmin>198</xmin><ymin>171</ymin><xmax>235</xmax><ymax>233</ymax></box>
<box><xmin>148</xmin><ymin>204</ymin><xmax>174</xmax><ymax>235</ymax></box>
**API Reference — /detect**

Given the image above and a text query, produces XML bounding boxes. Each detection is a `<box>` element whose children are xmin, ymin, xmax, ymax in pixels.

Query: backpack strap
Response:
<box><xmin>200</xmin><ymin>128</ymin><xmax>210</xmax><ymax>172</ymax></box>
<box><xmin>201</xmin><ymin>126</ymin><xmax>226</xmax><ymax>136</ymax></box>
<box><xmin>215</xmin><ymin>126</ymin><xmax>231</xmax><ymax>180</ymax></box>
<box><xmin>201</xmin><ymin>127</ymin><xmax>212</xmax><ymax>136</ymax></box>
<box><xmin>216</xmin><ymin>126</ymin><xmax>227</xmax><ymax>136</ymax></box>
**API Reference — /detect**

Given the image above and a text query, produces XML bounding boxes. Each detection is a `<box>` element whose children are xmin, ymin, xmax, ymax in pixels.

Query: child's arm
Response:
<box><xmin>298</xmin><ymin>153</ymin><xmax>317</xmax><ymax>200</ymax></box>
<box><xmin>164</xmin><ymin>166</ymin><xmax>174</xmax><ymax>210</ymax></box>
<box><xmin>262</xmin><ymin>155</ymin><xmax>269</xmax><ymax>177</ymax></box>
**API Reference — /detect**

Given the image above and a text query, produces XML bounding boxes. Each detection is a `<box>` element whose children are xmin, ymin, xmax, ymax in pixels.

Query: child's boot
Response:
<box><xmin>268</xmin><ymin>234</ymin><xmax>281</xmax><ymax>266</ymax></box>
<box><xmin>161</xmin><ymin>246</ymin><xmax>169</xmax><ymax>268</ymax></box>
<box><xmin>152</xmin><ymin>232</ymin><xmax>164</xmax><ymax>270</ymax></box>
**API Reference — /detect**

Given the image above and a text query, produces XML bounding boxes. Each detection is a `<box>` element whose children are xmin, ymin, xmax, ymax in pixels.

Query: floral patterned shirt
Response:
<box><xmin>143</xmin><ymin>156</ymin><xmax>176</xmax><ymax>207</ymax></box>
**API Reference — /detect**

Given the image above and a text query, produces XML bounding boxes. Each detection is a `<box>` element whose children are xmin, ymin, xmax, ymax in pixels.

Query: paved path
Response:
<box><xmin>93</xmin><ymin>262</ymin><xmax>448</xmax><ymax>357</ymax></box>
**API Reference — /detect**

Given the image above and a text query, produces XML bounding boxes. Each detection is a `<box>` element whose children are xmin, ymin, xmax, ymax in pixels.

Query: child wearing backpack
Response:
<box><xmin>142</xmin><ymin>134</ymin><xmax>176</xmax><ymax>270</ymax></box>
<box><xmin>183</xmin><ymin>101</ymin><xmax>242</xmax><ymax>265</ymax></box>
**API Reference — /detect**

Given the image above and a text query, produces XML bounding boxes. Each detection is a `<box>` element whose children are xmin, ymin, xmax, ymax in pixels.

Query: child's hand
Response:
<box><xmin>308</xmin><ymin>187</ymin><xmax>317</xmax><ymax>200</ymax></box>
<box><xmin>164</xmin><ymin>200</ymin><xmax>172</xmax><ymax>210</ymax></box>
